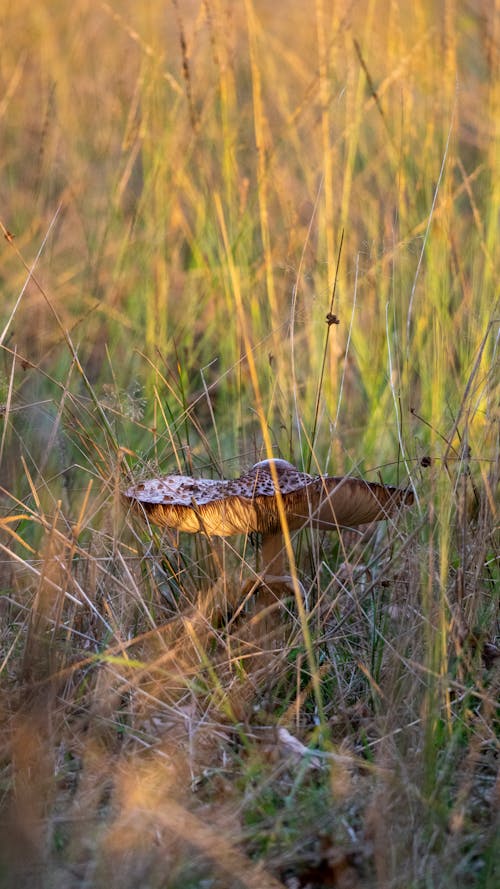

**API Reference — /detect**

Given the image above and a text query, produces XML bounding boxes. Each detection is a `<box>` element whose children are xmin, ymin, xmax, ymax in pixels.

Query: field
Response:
<box><xmin>0</xmin><ymin>1</ymin><xmax>498</xmax><ymax>887</ymax></box>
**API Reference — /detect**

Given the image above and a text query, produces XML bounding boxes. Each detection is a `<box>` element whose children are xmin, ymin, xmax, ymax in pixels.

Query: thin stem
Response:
<box><xmin>261</xmin><ymin>533</ymin><xmax>286</xmax><ymax>576</ymax></box>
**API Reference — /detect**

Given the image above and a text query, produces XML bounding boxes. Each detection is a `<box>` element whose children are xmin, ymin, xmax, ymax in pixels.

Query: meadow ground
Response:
<box><xmin>0</xmin><ymin>1</ymin><xmax>498</xmax><ymax>886</ymax></box>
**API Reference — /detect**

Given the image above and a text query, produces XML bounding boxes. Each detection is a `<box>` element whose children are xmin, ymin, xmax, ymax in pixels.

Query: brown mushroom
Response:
<box><xmin>125</xmin><ymin>458</ymin><xmax>414</xmax><ymax>580</ymax></box>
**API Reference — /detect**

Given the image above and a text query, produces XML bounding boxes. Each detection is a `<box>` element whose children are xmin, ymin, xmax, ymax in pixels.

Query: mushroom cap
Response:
<box><xmin>125</xmin><ymin>459</ymin><xmax>414</xmax><ymax>537</ymax></box>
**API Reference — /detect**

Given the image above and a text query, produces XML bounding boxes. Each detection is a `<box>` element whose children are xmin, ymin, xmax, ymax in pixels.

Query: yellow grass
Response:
<box><xmin>0</xmin><ymin>1</ymin><xmax>498</xmax><ymax>886</ymax></box>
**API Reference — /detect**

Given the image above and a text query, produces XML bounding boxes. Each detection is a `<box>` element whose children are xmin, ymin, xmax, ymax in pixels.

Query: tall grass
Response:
<box><xmin>0</xmin><ymin>1</ymin><xmax>498</xmax><ymax>887</ymax></box>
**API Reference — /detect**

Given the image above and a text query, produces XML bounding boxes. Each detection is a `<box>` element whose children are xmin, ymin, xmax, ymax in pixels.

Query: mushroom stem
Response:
<box><xmin>261</xmin><ymin>532</ymin><xmax>286</xmax><ymax>577</ymax></box>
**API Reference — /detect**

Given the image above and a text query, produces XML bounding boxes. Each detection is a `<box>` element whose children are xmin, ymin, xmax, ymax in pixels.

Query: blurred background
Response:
<box><xmin>1</xmin><ymin>0</ymin><xmax>496</xmax><ymax>479</ymax></box>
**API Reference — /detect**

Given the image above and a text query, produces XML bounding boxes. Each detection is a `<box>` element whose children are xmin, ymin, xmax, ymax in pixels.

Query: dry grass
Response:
<box><xmin>0</xmin><ymin>1</ymin><xmax>499</xmax><ymax>887</ymax></box>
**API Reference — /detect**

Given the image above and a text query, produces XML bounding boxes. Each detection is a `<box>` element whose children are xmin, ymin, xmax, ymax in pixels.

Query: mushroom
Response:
<box><xmin>125</xmin><ymin>458</ymin><xmax>414</xmax><ymax>582</ymax></box>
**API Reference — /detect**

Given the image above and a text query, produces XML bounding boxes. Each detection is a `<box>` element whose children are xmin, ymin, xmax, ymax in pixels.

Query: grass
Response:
<box><xmin>0</xmin><ymin>0</ymin><xmax>499</xmax><ymax>886</ymax></box>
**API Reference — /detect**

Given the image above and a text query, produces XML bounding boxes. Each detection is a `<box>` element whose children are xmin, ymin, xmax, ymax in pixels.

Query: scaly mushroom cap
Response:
<box><xmin>125</xmin><ymin>459</ymin><xmax>413</xmax><ymax>536</ymax></box>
